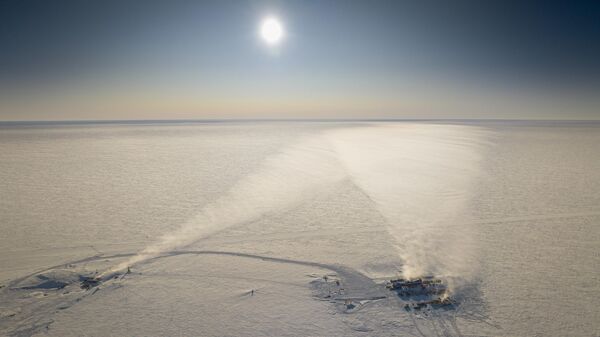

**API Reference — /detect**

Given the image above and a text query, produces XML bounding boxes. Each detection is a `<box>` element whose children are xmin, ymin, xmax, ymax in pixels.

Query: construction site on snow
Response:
<box><xmin>386</xmin><ymin>276</ymin><xmax>455</xmax><ymax>312</ymax></box>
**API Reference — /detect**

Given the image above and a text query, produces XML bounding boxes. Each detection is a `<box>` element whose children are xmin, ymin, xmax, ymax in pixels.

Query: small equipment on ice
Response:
<box><xmin>80</xmin><ymin>276</ymin><xmax>101</xmax><ymax>290</ymax></box>
<box><xmin>386</xmin><ymin>276</ymin><xmax>447</xmax><ymax>295</ymax></box>
<box><xmin>387</xmin><ymin>276</ymin><xmax>454</xmax><ymax>311</ymax></box>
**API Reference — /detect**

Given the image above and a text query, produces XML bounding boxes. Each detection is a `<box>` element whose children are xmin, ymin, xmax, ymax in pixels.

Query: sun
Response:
<box><xmin>260</xmin><ymin>17</ymin><xmax>284</xmax><ymax>45</ymax></box>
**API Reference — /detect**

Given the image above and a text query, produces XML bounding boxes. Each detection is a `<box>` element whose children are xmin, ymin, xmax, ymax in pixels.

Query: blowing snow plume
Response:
<box><xmin>102</xmin><ymin>136</ymin><xmax>345</xmax><ymax>278</ymax></box>
<box><xmin>329</xmin><ymin>124</ymin><xmax>492</xmax><ymax>285</ymax></box>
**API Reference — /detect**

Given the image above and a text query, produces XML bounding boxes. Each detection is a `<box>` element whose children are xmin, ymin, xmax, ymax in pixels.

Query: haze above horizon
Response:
<box><xmin>1</xmin><ymin>0</ymin><xmax>599</xmax><ymax>121</ymax></box>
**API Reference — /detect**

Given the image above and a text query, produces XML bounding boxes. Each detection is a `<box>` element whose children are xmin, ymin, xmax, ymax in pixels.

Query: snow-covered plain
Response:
<box><xmin>1</xmin><ymin>121</ymin><xmax>599</xmax><ymax>336</ymax></box>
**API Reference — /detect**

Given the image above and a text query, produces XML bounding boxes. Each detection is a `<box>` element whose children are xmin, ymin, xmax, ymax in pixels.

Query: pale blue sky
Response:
<box><xmin>1</xmin><ymin>0</ymin><xmax>599</xmax><ymax>120</ymax></box>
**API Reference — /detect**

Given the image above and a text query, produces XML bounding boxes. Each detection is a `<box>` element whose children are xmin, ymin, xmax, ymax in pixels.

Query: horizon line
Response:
<box><xmin>1</xmin><ymin>118</ymin><xmax>600</xmax><ymax>127</ymax></box>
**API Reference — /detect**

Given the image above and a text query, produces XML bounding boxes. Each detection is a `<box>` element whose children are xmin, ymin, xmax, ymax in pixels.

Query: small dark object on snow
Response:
<box><xmin>386</xmin><ymin>276</ymin><xmax>447</xmax><ymax>295</ymax></box>
<box><xmin>80</xmin><ymin>276</ymin><xmax>101</xmax><ymax>290</ymax></box>
<box><xmin>387</xmin><ymin>276</ymin><xmax>455</xmax><ymax>311</ymax></box>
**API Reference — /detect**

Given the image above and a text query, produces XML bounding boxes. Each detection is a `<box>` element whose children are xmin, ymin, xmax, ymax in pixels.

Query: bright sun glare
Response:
<box><xmin>261</xmin><ymin>17</ymin><xmax>284</xmax><ymax>45</ymax></box>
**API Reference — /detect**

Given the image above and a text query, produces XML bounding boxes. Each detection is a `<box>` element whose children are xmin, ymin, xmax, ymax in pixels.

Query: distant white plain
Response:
<box><xmin>1</xmin><ymin>122</ymin><xmax>599</xmax><ymax>336</ymax></box>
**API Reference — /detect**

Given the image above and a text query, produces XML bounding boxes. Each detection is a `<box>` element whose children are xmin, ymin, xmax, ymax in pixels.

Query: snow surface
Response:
<box><xmin>1</xmin><ymin>122</ymin><xmax>599</xmax><ymax>336</ymax></box>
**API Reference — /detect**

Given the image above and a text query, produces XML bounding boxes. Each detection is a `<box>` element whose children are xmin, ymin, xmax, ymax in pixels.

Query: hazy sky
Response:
<box><xmin>1</xmin><ymin>0</ymin><xmax>599</xmax><ymax>120</ymax></box>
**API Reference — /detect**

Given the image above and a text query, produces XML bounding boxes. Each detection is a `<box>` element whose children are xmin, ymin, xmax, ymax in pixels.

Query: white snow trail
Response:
<box><xmin>103</xmin><ymin>123</ymin><xmax>492</xmax><ymax>288</ymax></box>
<box><xmin>102</xmin><ymin>135</ymin><xmax>345</xmax><ymax>277</ymax></box>
<box><xmin>328</xmin><ymin>123</ymin><xmax>492</xmax><ymax>284</ymax></box>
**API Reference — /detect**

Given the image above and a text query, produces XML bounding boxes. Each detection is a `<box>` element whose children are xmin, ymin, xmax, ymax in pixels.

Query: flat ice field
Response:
<box><xmin>1</xmin><ymin>121</ymin><xmax>599</xmax><ymax>337</ymax></box>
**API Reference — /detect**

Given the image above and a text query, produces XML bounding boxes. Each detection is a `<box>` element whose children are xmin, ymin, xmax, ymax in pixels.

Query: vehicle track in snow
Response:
<box><xmin>1</xmin><ymin>250</ymin><xmax>384</xmax><ymax>336</ymax></box>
